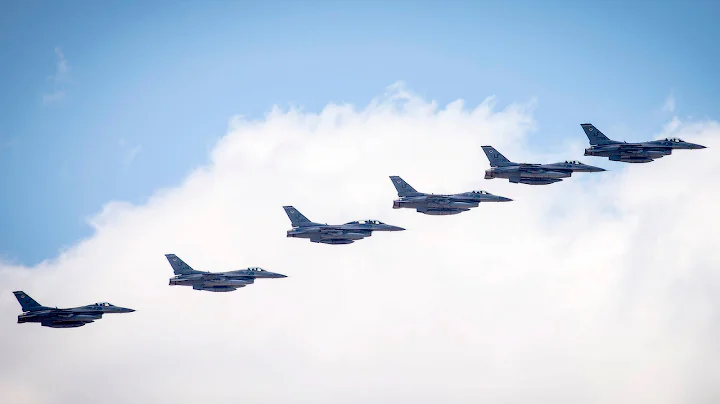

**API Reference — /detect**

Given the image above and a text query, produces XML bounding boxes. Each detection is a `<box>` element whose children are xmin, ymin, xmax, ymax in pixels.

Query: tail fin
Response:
<box><xmin>389</xmin><ymin>176</ymin><xmax>421</xmax><ymax>197</ymax></box>
<box><xmin>581</xmin><ymin>123</ymin><xmax>614</xmax><ymax>145</ymax></box>
<box><xmin>165</xmin><ymin>254</ymin><xmax>198</xmax><ymax>275</ymax></box>
<box><xmin>283</xmin><ymin>206</ymin><xmax>314</xmax><ymax>227</ymax></box>
<box><xmin>13</xmin><ymin>291</ymin><xmax>44</xmax><ymax>312</ymax></box>
<box><xmin>481</xmin><ymin>146</ymin><xmax>514</xmax><ymax>167</ymax></box>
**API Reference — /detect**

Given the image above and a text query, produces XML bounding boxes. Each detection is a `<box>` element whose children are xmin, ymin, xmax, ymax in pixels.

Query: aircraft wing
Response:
<box><xmin>310</xmin><ymin>235</ymin><xmax>356</xmax><ymax>243</ymax></box>
<box><xmin>199</xmin><ymin>274</ymin><xmax>227</xmax><ymax>281</ymax></box>
<box><xmin>197</xmin><ymin>273</ymin><xmax>255</xmax><ymax>283</ymax></box>
<box><xmin>608</xmin><ymin>142</ymin><xmax>656</xmax><ymax>151</ymax></box>
<box><xmin>518</xmin><ymin>165</ymin><xmax>547</xmax><ymax>173</ymax></box>
<box><xmin>425</xmin><ymin>195</ymin><xmax>451</xmax><ymax>203</ymax></box>
<box><xmin>70</xmin><ymin>316</ymin><xmax>98</xmax><ymax>323</ymax></box>
<box><xmin>219</xmin><ymin>274</ymin><xmax>255</xmax><ymax>281</ymax></box>
<box><xmin>51</xmin><ymin>313</ymin><xmax>99</xmax><ymax>322</ymax></box>
<box><xmin>56</xmin><ymin>312</ymin><xmax>77</xmax><ymax>318</ymax></box>
<box><xmin>318</xmin><ymin>226</ymin><xmax>349</xmax><ymax>234</ymax></box>
<box><xmin>51</xmin><ymin>309</ymin><xmax>75</xmax><ymax>315</ymax></box>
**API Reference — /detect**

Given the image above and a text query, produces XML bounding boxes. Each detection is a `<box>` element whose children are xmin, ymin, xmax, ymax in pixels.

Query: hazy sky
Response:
<box><xmin>1</xmin><ymin>1</ymin><xmax>719</xmax><ymax>403</ymax></box>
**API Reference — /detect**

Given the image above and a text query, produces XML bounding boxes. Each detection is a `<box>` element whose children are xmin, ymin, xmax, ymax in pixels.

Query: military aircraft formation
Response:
<box><xmin>12</xmin><ymin>123</ymin><xmax>706</xmax><ymax>327</ymax></box>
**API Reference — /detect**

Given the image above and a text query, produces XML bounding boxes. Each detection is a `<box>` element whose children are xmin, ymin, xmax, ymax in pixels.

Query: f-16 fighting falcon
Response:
<box><xmin>13</xmin><ymin>291</ymin><xmax>134</xmax><ymax>328</ymax></box>
<box><xmin>165</xmin><ymin>254</ymin><xmax>286</xmax><ymax>292</ymax></box>
<box><xmin>581</xmin><ymin>123</ymin><xmax>706</xmax><ymax>163</ymax></box>
<box><xmin>482</xmin><ymin>145</ymin><xmax>606</xmax><ymax>185</ymax></box>
<box><xmin>283</xmin><ymin>205</ymin><xmax>405</xmax><ymax>244</ymax></box>
<box><xmin>389</xmin><ymin>175</ymin><xmax>512</xmax><ymax>215</ymax></box>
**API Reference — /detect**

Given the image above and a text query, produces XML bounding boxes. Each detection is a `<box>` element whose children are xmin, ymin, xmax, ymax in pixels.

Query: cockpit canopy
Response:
<box><xmin>247</xmin><ymin>267</ymin><xmax>265</xmax><ymax>272</ymax></box>
<box><xmin>349</xmin><ymin>220</ymin><xmax>384</xmax><ymax>225</ymax></box>
<box><xmin>564</xmin><ymin>160</ymin><xmax>583</xmax><ymax>165</ymax></box>
<box><xmin>664</xmin><ymin>137</ymin><xmax>683</xmax><ymax>143</ymax></box>
<box><xmin>471</xmin><ymin>190</ymin><xmax>489</xmax><ymax>195</ymax></box>
<box><xmin>94</xmin><ymin>302</ymin><xmax>112</xmax><ymax>307</ymax></box>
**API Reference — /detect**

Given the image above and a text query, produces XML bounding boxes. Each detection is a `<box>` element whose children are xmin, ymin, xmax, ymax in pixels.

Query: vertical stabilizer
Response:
<box><xmin>165</xmin><ymin>254</ymin><xmax>198</xmax><ymax>275</ymax></box>
<box><xmin>481</xmin><ymin>146</ymin><xmax>515</xmax><ymax>167</ymax></box>
<box><xmin>581</xmin><ymin>123</ymin><xmax>614</xmax><ymax>145</ymax></box>
<box><xmin>389</xmin><ymin>176</ymin><xmax>421</xmax><ymax>197</ymax></box>
<box><xmin>283</xmin><ymin>206</ymin><xmax>314</xmax><ymax>227</ymax></box>
<box><xmin>13</xmin><ymin>291</ymin><xmax>44</xmax><ymax>312</ymax></box>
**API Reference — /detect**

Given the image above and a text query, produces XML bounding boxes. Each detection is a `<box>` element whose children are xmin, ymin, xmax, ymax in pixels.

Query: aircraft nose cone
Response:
<box><xmin>694</xmin><ymin>144</ymin><xmax>707</xmax><ymax>149</ymax></box>
<box><xmin>498</xmin><ymin>197</ymin><xmax>513</xmax><ymax>202</ymax></box>
<box><xmin>390</xmin><ymin>226</ymin><xmax>405</xmax><ymax>231</ymax></box>
<box><xmin>278</xmin><ymin>274</ymin><xmax>288</xmax><ymax>278</ymax></box>
<box><xmin>122</xmin><ymin>308</ymin><xmax>135</xmax><ymax>313</ymax></box>
<box><xmin>592</xmin><ymin>166</ymin><xmax>607</xmax><ymax>172</ymax></box>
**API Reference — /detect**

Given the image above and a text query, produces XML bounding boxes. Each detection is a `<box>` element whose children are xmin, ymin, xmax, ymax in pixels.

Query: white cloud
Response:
<box><xmin>663</xmin><ymin>116</ymin><xmax>682</xmax><ymax>134</ymax></box>
<box><xmin>52</xmin><ymin>47</ymin><xmax>69</xmax><ymax>82</ymax></box>
<box><xmin>41</xmin><ymin>90</ymin><xmax>66</xmax><ymax>105</ymax></box>
<box><xmin>663</xmin><ymin>94</ymin><xmax>676</xmax><ymax>113</ymax></box>
<box><xmin>124</xmin><ymin>145</ymin><xmax>142</xmax><ymax>166</ymax></box>
<box><xmin>2</xmin><ymin>85</ymin><xmax>719</xmax><ymax>403</ymax></box>
<box><xmin>42</xmin><ymin>47</ymin><xmax>70</xmax><ymax>104</ymax></box>
<box><xmin>118</xmin><ymin>139</ymin><xmax>143</xmax><ymax>166</ymax></box>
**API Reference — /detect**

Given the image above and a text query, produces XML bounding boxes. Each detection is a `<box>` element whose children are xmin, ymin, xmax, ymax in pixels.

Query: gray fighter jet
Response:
<box><xmin>165</xmin><ymin>254</ymin><xmax>286</xmax><ymax>292</ymax></box>
<box><xmin>482</xmin><ymin>145</ymin><xmax>605</xmax><ymax>185</ymax></box>
<box><xmin>581</xmin><ymin>123</ymin><xmax>706</xmax><ymax>163</ymax></box>
<box><xmin>389</xmin><ymin>175</ymin><xmax>512</xmax><ymax>215</ymax></box>
<box><xmin>13</xmin><ymin>291</ymin><xmax>134</xmax><ymax>328</ymax></box>
<box><xmin>283</xmin><ymin>205</ymin><xmax>405</xmax><ymax>244</ymax></box>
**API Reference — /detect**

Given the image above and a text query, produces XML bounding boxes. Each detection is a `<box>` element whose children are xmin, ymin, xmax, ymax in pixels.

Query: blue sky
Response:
<box><xmin>1</xmin><ymin>0</ymin><xmax>718</xmax><ymax>265</ymax></box>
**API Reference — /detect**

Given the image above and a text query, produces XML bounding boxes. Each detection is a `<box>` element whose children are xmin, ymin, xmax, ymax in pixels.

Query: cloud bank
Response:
<box><xmin>2</xmin><ymin>86</ymin><xmax>719</xmax><ymax>404</ymax></box>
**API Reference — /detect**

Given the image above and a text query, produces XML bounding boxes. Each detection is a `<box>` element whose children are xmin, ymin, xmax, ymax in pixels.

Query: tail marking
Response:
<box><xmin>389</xmin><ymin>176</ymin><xmax>421</xmax><ymax>197</ymax></box>
<box><xmin>165</xmin><ymin>254</ymin><xmax>198</xmax><ymax>275</ymax></box>
<box><xmin>13</xmin><ymin>291</ymin><xmax>44</xmax><ymax>312</ymax></box>
<box><xmin>581</xmin><ymin>123</ymin><xmax>614</xmax><ymax>146</ymax></box>
<box><xmin>481</xmin><ymin>146</ymin><xmax>514</xmax><ymax>167</ymax></box>
<box><xmin>283</xmin><ymin>206</ymin><xmax>314</xmax><ymax>227</ymax></box>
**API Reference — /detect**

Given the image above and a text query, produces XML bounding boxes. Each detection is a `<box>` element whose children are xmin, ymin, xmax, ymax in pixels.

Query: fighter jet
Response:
<box><xmin>389</xmin><ymin>175</ymin><xmax>512</xmax><ymax>215</ymax></box>
<box><xmin>283</xmin><ymin>205</ymin><xmax>405</xmax><ymax>244</ymax></box>
<box><xmin>482</xmin><ymin>145</ymin><xmax>605</xmax><ymax>185</ymax></box>
<box><xmin>165</xmin><ymin>254</ymin><xmax>286</xmax><ymax>292</ymax></box>
<box><xmin>581</xmin><ymin>123</ymin><xmax>706</xmax><ymax>163</ymax></box>
<box><xmin>13</xmin><ymin>291</ymin><xmax>134</xmax><ymax>328</ymax></box>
